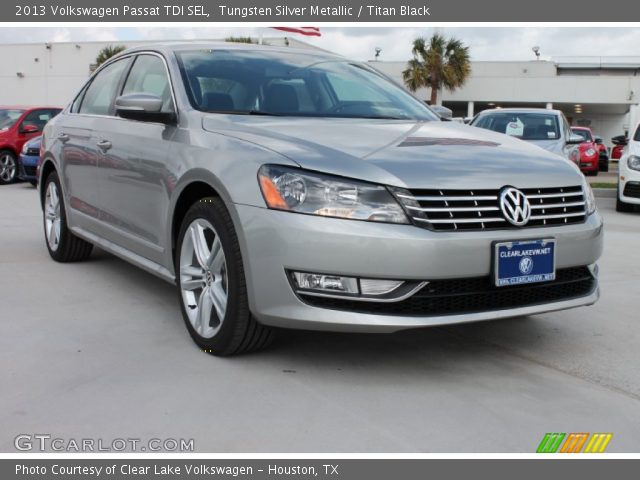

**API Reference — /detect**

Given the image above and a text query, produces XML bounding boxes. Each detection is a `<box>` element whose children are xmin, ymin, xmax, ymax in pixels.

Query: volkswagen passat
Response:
<box><xmin>39</xmin><ymin>44</ymin><xmax>603</xmax><ymax>355</ymax></box>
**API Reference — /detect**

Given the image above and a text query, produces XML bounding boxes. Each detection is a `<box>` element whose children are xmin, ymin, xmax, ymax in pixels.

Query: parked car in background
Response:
<box><xmin>0</xmin><ymin>106</ymin><xmax>61</xmax><ymax>185</ymax></box>
<box><xmin>593</xmin><ymin>135</ymin><xmax>609</xmax><ymax>172</ymax></box>
<box><xmin>611</xmin><ymin>134</ymin><xmax>627</xmax><ymax>161</ymax></box>
<box><xmin>18</xmin><ymin>135</ymin><xmax>41</xmax><ymax>186</ymax></box>
<box><xmin>471</xmin><ymin>108</ymin><xmax>583</xmax><ymax>163</ymax></box>
<box><xmin>39</xmin><ymin>44</ymin><xmax>602</xmax><ymax>355</ymax></box>
<box><xmin>617</xmin><ymin>122</ymin><xmax>640</xmax><ymax>212</ymax></box>
<box><xmin>571</xmin><ymin>126</ymin><xmax>599</xmax><ymax>176</ymax></box>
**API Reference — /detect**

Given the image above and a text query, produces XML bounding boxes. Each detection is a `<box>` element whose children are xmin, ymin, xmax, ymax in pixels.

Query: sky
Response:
<box><xmin>1</xmin><ymin>26</ymin><xmax>640</xmax><ymax>62</ymax></box>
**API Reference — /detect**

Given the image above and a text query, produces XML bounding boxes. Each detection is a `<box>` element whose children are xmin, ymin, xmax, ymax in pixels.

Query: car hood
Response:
<box><xmin>524</xmin><ymin>139</ymin><xmax>566</xmax><ymax>156</ymax></box>
<box><xmin>202</xmin><ymin>116</ymin><xmax>583</xmax><ymax>189</ymax></box>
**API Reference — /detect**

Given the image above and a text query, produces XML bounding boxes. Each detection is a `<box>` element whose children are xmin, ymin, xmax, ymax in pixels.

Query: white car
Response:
<box><xmin>617</xmin><ymin>122</ymin><xmax>640</xmax><ymax>212</ymax></box>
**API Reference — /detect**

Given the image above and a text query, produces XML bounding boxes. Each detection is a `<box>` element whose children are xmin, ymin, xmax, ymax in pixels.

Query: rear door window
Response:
<box><xmin>79</xmin><ymin>58</ymin><xmax>130</xmax><ymax>116</ymax></box>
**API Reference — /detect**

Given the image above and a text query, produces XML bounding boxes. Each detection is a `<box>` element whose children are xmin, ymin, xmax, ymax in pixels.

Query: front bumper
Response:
<box><xmin>18</xmin><ymin>154</ymin><xmax>38</xmax><ymax>181</ymax></box>
<box><xmin>235</xmin><ymin>205</ymin><xmax>603</xmax><ymax>332</ymax></box>
<box><xmin>619</xmin><ymin>163</ymin><xmax>640</xmax><ymax>205</ymax></box>
<box><xmin>579</xmin><ymin>156</ymin><xmax>599</xmax><ymax>172</ymax></box>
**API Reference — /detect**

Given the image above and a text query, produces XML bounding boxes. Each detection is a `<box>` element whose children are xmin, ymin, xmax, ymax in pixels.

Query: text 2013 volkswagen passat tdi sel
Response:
<box><xmin>39</xmin><ymin>44</ymin><xmax>603</xmax><ymax>355</ymax></box>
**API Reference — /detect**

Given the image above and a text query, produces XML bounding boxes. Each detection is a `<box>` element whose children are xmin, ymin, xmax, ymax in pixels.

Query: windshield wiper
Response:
<box><xmin>205</xmin><ymin>109</ymin><xmax>283</xmax><ymax>116</ymax></box>
<box><xmin>246</xmin><ymin>110</ymin><xmax>283</xmax><ymax>116</ymax></box>
<box><xmin>355</xmin><ymin>115</ymin><xmax>408</xmax><ymax>120</ymax></box>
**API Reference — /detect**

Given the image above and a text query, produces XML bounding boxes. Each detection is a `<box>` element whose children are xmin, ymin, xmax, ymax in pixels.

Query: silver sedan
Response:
<box><xmin>39</xmin><ymin>43</ymin><xmax>603</xmax><ymax>355</ymax></box>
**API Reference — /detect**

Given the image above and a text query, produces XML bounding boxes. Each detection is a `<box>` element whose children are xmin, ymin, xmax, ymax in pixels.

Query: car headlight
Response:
<box><xmin>21</xmin><ymin>143</ymin><xmax>29</xmax><ymax>154</ymax></box>
<box><xmin>585</xmin><ymin>148</ymin><xmax>596</xmax><ymax>157</ymax></box>
<box><xmin>569</xmin><ymin>147</ymin><xmax>580</xmax><ymax>163</ymax></box>
<box><xmin>582</xmin><ymin>178</ymin><xmax>596</xmax><ymax>215</ymax></box>
<box><xmin>628</xmin><ymin>155</ymin><xmax>640</xmax><ymax>171</ymax></box>
<box><xmin>258</xmin><ymin>165</ymin><xmax>409</xmax><ymax>224</ymax></box>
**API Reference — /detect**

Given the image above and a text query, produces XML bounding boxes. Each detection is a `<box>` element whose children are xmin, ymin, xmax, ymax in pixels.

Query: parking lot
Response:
<box><xmin>1</xmin><ymin>182</ymin><xmax>639</xmax><ymax>453</ymax></box>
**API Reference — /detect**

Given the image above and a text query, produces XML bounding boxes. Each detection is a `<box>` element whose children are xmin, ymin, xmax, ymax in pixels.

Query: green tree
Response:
<box><xmin>402</xmin><ymin>33</ymin><xmax>471</xmax><ymax>105</ymax></box>
<box><xmin>225</xmin><ymin>36</ymin><xmax>256</xmax><ymax>44</ymax></box>
<box><xmin>95</xmin><ymin>45</ymin><xmax>127</xmax><ymax>67</ymax></box>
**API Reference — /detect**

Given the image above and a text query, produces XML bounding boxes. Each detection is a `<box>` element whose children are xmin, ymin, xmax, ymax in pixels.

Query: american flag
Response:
<box><xmin>271</xmin><ymin>27</ymin><xmax>321</xmax><ymax>37</ymax></box>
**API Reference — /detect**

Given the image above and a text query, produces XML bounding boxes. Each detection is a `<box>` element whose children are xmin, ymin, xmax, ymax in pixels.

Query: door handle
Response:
<box><xmin>96</xmin><ymin>140</ymin><xmax>112</xmax><ymax>151</ymax></box>
<box><xmin>58</xmin><ymin>133</ymin><xmax>70</xmax><ymax>143</ymax></box>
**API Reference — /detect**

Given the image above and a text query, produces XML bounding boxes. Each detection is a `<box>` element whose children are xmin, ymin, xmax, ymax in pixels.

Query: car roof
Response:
<box><xmin>571</xmin><ymin>126</ymin><xmax>592</xmax><ymax>131</ymax></box>
<box><xmin>0</xmin><ymin>106</ymin><xmax>61</xmax><ymax>110</ymax></box>
<box><xmin>113</xmin><ymin>41</ymin><xmax>343</xmax><ymax>60</ymax></box>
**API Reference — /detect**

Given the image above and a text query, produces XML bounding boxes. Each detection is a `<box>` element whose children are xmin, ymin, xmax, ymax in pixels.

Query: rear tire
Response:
<box><xmin>0</xmin><ymin>150</ymin><xmax>17</xmax><ymax>185</ymax></box>
<box><xmin>175</xmin><ymin>197</ymin><xmax>274</xmax><ymax>356</ymax></box>
<box><xmin>43</xmin><ymin>171</ymin><xmax>93</xmax><ymax>262</ymax></box>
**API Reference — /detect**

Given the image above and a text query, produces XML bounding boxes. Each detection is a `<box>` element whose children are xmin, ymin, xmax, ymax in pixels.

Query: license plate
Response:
<box><xmin>494</xmin><ymin>239</ymin><xmax>556</xmax><ymax>287</ymax></box>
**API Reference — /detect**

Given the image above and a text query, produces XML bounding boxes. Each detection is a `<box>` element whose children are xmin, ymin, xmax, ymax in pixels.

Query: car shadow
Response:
<box><xmin>85</xmin><ymin>246</ymin><xmax>552</xmax><ymax>372</ymax></box>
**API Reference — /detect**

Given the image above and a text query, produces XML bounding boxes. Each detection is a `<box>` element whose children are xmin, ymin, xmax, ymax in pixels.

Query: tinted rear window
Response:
<box><xmin>473</xmin><ymin>112</ymin><xmax>560</xmax><ymax>140</ymax></box>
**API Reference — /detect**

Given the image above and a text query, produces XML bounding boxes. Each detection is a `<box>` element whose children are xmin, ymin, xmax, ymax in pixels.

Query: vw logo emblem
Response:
<box><xmin>499</xmin><ymin>187</ymin><xmax>532</xmax><ymax>226</ymax></box>
<box><xmin>519</xmin><ymin>256</ymin><xmax>534</xmax><ymax>275</ymax></box>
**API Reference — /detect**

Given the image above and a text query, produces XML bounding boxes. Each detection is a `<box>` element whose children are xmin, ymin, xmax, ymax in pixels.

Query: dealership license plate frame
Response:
<box><xmin>493</xmin><ymin>238</ymin><xmax>557</xmax><ymax>287</ymax></box>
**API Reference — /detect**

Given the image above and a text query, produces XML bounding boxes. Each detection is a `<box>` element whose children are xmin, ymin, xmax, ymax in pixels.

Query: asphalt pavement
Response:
<box><xmin>1</xmin><ymin>182</ymin><xmax>639</xmax><ymax>453</ymax></box>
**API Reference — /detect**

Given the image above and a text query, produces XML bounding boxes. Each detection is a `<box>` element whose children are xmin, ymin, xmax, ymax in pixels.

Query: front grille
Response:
<box><xmin>26</xmin><ymin>148</ymin><xmax>39</xmax><ymax>156</ymax></box>
<box><xmin>23</xmin><ymin>166</ymin><xmax>36</xmax><ymax>176</ymax></box>
<box><xmin>395</xmin><ymin>186</ymin><xmax>586</xmax><ymax>231</ymax></box>
<box><xmin>301</xmin><ymin>267</ymin><xmax>595</xmax><ymax>317</ymax></box>
<box><xmin>623</xmin><ymin>182</ymin><xmax>640</xmax><ymax>199</ymax></box>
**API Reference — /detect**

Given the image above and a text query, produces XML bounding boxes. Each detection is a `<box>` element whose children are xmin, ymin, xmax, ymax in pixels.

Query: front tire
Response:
<box><xmin>0</xmin><ymin>150</ymin><xmax>17</xmax><ymax>185</ymax></box>
<box><xmin>176</xmin><ymin>197</ymin><xmax>274</xmax><ymax>356</ymax></box>
<box><xmin>43</xmin><ymin>171</ymin><xmax>93</xmax><ymax>262</ymax></box>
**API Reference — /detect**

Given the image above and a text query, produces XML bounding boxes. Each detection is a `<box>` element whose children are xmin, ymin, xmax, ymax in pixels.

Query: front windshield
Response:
<box><xmin>571</xmin><ymin>128</ymin><xmax>593</xmax><ymax>142</ymax></box>
<box><xmin>175</xmin><ymin>49</ymin><xmax>438</xmax><ymax>120</ymax></box>
<box><xmin>473</xmin><ymin>112</ymin><xmax>560</xmax><ymax>141</ymax></box>
<box><xmin>0</xmin><ymin>109</ymin><xmax>24</xmax><ymax>131</ymax></box>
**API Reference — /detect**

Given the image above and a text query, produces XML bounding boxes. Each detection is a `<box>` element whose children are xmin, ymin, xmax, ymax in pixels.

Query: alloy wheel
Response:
<box><xmin>179</xmin><ymin>218</ymin><xmax>228</xmax><ymax>339</ymax></box>
<box><xmin>44</xmin><ymin>181</ymin><xmax>62</xmax><ymax>251</ymax></box>
<box><xmin>0</xmin><ymin>153</ymin><xmax>16</xmax><ymax>183</ymax></box>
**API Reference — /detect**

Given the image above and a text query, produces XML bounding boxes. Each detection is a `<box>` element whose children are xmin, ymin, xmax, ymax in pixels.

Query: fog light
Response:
<box><xmin>292</xmin><ymin>272</ymin><xmax>359</xmax><ymax>294</ymax></box>
<box><xmin>360</xmin><ymin>279</ymin><xmax>404</xmax><ymax>295</ymax></box>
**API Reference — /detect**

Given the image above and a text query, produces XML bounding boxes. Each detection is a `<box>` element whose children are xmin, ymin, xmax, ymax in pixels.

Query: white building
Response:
<box><xmin>373</xmin><ymin>57</ymin><xmax>640</xmax><ymax>144</ymax></box>
<box><xmin>1</xmin><ymin>38</ymin><xmax>639</xmax><ymax>146</ymax></box>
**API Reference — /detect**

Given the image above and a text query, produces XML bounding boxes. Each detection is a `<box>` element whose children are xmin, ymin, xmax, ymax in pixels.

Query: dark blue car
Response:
<box><xmin>18</xmin><ymin>135</ymin><xmax>40</xmax><ymax>186</ymax></box>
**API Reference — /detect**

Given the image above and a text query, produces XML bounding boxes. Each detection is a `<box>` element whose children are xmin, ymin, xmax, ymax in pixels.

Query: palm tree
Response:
<box><xmin>225</xmin><ymin>36</ymin><xmax>256</xmax><ymax>44</ymax></box>
<box><xmin>95</xmin><ymin>45</ymin><xmax>127</xmax><ymax>67</ymax></box>
<box><xmin>402</xmin><ymin>34</ymin><xmax>471</xmax><ymax>105</ymax></box>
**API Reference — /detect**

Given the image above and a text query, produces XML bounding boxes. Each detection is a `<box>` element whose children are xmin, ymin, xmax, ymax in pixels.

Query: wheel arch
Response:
<box><xmin>170</xmin><ymin>180</ymin><xmax>224</xmax><ymax>258</ymax></box>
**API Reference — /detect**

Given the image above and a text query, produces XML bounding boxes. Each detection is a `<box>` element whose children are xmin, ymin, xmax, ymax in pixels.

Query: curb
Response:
<box><xmin>593</xmin><ymin>188</ymin><xmax>616</xmax><ymax>198</ymax></box>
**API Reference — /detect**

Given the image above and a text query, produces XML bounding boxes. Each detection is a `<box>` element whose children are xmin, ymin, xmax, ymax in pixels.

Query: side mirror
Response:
<box><xmin>594</xmin><ymin>138</ymin><xmax>603</xmax><ymax>144</ymax></box>
<box><xmin>20</xmin><ymin>124</ymin><xmax>39</xmax><ymax>134</ymax></box>
<box><xmin>567</xmin><ymin>134</ymin><xmax>584</xmax><ymax>145</ymax></box>
<box><xmin>115</xmin><ymin>93</ymin><xmax>176</xmax><ymax>124</ymax></box>
<box><xmin>611</xmin><ymin>134</ymin><xmax>628</xmax><ymax>146</ymax></box>
<box><xmin>430</xmin><ymin>105</ymin><xmax>453</xmax><ymax>120</ymax></box>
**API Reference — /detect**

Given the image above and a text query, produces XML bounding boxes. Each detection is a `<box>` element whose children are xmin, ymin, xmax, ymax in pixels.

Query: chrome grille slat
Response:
<box><xmin>531</xmin><ymin>201</ymin><xmax>585</xmax><ymax>209</ymax></box>
<box><xmin>415</xmin><ymin>217</ymin><xmax>506</xmax><ymax>224</ymax></box>
<box><xmin>530</xmin><ymin>212</ymin><xmax>585</xmax><ymax>220</ymax></box>
<box><xmin>398</xmin><ymin>194</ymin><xmax>498</xmax><ymax>201</ymax></box>
<box><xmin>406</xmin><ymin>205</ymin><xmax>500</xmax><ymax>212</ymax></box>
<box><xmin>397</xmin><ymin>186</ymin><xmax>586</xmax><ymax>231</ymax></box>
<box><xmin>526</xmin><ymin>191</ymin><xmax>583</xmax><ymax>199</ymax></box>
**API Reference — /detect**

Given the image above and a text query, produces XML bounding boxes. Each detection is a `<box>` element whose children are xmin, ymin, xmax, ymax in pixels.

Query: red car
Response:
<box><xmin>571</xmin><ymin>126</ymin><xmax>599</xmax><ymax>176</ymax></box>
<box><xmin>0</xmin><ymin>106</ymin><xmax>61</xmax><ymax>185</ymax></box>
<box><xmin>611</xmin><ymin>134</ymin><xmax>627</xmax><ymax>161</ymax></box>
<box><xmin>593</xmin><ymin>135</ymin><xmax>609</xmax><ymax>172</ymax></box>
